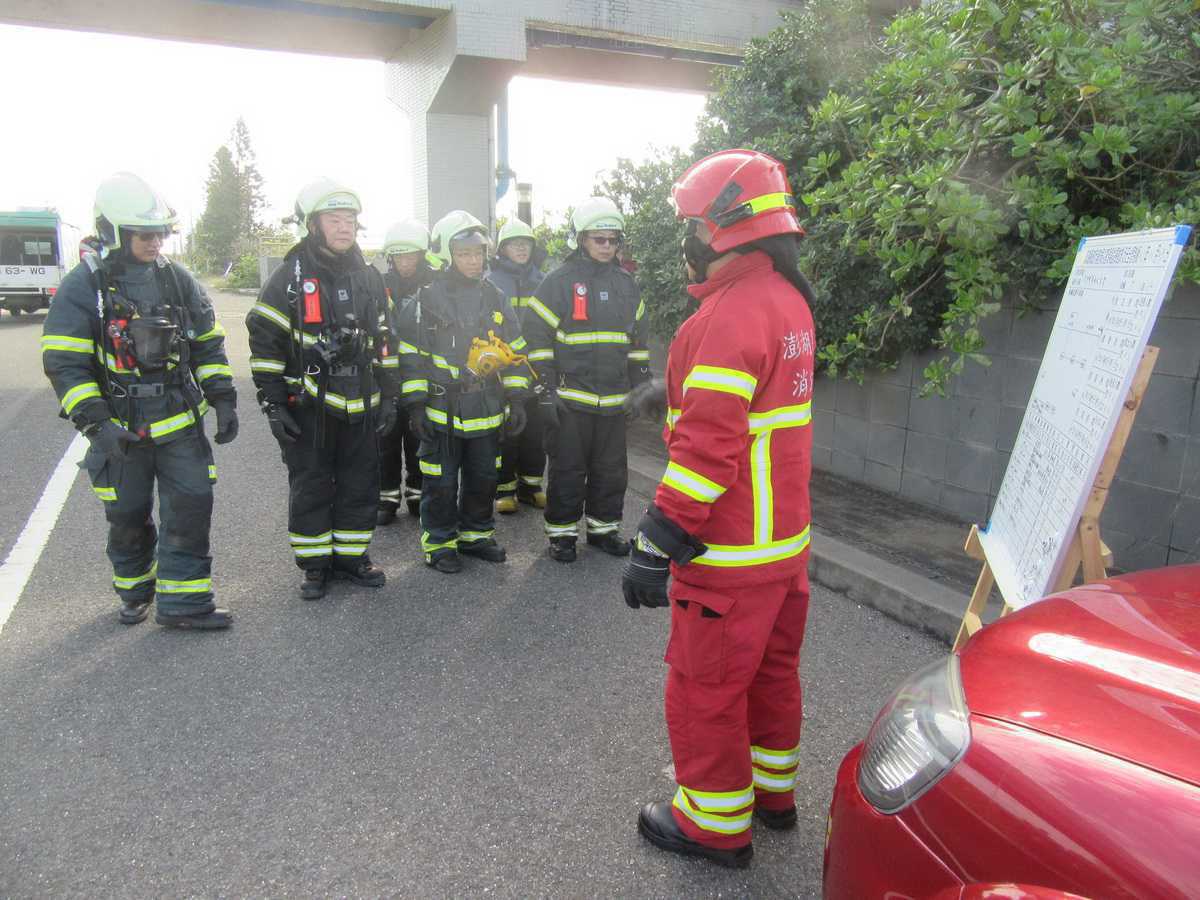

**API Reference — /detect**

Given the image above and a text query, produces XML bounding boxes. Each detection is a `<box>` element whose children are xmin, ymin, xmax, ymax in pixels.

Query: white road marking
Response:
<box><xmin>0</xmin><ymin>433</ymin><xmax>88</xmax><ymax>636</ymax></box>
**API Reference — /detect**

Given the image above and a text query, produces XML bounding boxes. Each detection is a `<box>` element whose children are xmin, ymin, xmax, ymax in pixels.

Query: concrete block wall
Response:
<box><xmin>811</xmin><ymin>282</ymin><xmax>1200</xmax><ymax>573</ymax></box>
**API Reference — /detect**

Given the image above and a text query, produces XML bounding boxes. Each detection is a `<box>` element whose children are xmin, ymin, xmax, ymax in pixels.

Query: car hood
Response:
<box><xmin>960</xmin><ymin>565</ymin><xmax>1200</xmax><ymax>787</ymax></box>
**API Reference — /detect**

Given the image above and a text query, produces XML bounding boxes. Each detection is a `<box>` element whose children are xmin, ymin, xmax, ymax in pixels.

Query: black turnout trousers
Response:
<box><xmin>543</xmin><ymin>408</ymin><xmax>627</xmax><ymax>540</ymax></box>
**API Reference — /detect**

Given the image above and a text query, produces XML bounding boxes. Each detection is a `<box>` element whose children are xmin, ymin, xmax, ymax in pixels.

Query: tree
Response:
<box><xmin>192</xmin><ymin>145</ymin><xmax>241</xmax><ymax>273</ymax></box>
<box><xmin>192</xmin><ymin>118</ymin><xmax>268</xmax><ymax>274</ymax></box>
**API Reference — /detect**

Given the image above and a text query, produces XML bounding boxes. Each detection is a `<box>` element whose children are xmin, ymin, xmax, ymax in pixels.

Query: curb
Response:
<box><xmin>625</xmin><ymin>452</ymin><xmax>963</xmax><ymax>645</ymax></box>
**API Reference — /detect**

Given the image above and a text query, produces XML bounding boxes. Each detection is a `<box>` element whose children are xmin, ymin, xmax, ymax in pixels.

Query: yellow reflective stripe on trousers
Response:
<box><xmin>419</xmin><ymin>460</ymin><xmax>442</xmax><ymax>476</ymax></box>
<box><xmin>421</xmin><ymin>531</ymin><xmax>457</xmax><ymax>553</ymax></box>
<box><xmin>92</xmin><ymin>485</ymin><xmax>117</xmax><ymax>502</ymax></box>
<box><xmin>672</xmin><ymin>786</ymin><xmax>753</xmax><ymax>835</ymax></box>
<box><xmin>208</xmin><ymin>464</ymin><xmax>217</xmax><ymax>482</ymax></box>
<box><xmin>751</xmin><ymin>743</ymin><xmax>801</xmax><ymax>768</ymax></box>
<box><xmin>158</xmin><ymin>577</ymin><xmax>212</xmax><ymax>594</ymax></box>
<box><xmin>195</xmin><ymin>323</ymin><xmax>227</xmax><ymax>341</ymax></box>
<box><xmin>544</xmin><ymin>520</ymin><xmax>578</xmax><ymax>537</ymax></box>
<box><xmin>682</xmin><ymin>365</ymin><xmax>758</xmax><ymax>402</ymax></box>
<box><xmin>148</xmin><ymin>400</ymin><xmax>210</xmax><ymax>440</ymax></box>
<box><xmin>661</xmin><ymin>461</ymin><xmax>726</xmax><ymax>503</ymax></box>
<box><xmin>195</xmin><ymin>364</ymin><xmax>233</xmax><ymax>383</ymax></box>
<box><xmin>61</xmin><ymin>381</ymin><xmax>102</xmax><ymax>414</ymax></box>
<box><xmin>555</xmin><ymin>329</ymin><xmax>629</xmax><ymax>345</ymax></box>
<box><xmin>458</xmin><ymin>530</ymin><xmax>493</xmax><ymax>544</ymax></box>
<box><xmin>751</xmin><ymin>431</ymin><xmax>773</xmax><ymax>544</ymax></box>
<box><xmin>113</xmin><ymin>563</ymin><xmax>157</xmax><ymax>590</ymax></box>
<box><xmin>751</xmin><ymin>743</ymin><xmax>801</xmax><ymax>793</ymax></box>
<box><xmin>250</xmin><ymin>302</ymin><xmax>290</xmax><ymax>331</ymax></box>
<box><xmin>402</xmin><ymin>379</ymin><xmax>428</xmax><ymax>395</ymax></box>
<box><xmin>693</xmin><ymin>525</ymin><xmax>811</xmax><ymax>568</ymax></box>
<box><xmin>250</xmin><ymin>357</ymin><xmax>286</xmax><ymax>373</ymax></box>
<box><xmin>526</xmin><ymin>297</ymin><xmax>560</xmax><ymax>329</ymax></box>
<box><xmin>748</xmin><ymin>402</ymin><xmax>812</xmax><ymax>434</ymax></box>
<box><xmin>290</xmin><ymin>530</ymin><xmax>332</xmax><ymax>558</ymax></box>
<box><xmin>557</xmin><ymin>388</ymin><xmax>626</xmax><ymax>408</ymax></box>
<box><xmin>41</xmin><ymin>334</ymin><xmax>94</xmax><ymax>353</ymax></box>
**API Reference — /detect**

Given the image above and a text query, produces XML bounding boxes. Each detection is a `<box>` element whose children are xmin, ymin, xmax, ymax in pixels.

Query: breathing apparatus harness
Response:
<box><xmin>280</xmin><ymin>241</ymin><xmax>376</xmax><ymax>447</ymax></box>
<box><xmin>80</xmin><ymin>251</ymin><xmax>202</xmax><ymax>440</ymax></box>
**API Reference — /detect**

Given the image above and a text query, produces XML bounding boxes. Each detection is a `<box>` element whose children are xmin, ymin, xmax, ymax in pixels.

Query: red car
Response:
<box><xmin>823</xmin><ymin>564</ymin><xmax>1200</xmax><ymax>900</ymax></box>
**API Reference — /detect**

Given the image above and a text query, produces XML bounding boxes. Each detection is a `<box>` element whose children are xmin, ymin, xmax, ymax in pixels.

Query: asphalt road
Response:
<box><xmin>0</xmin><ymin>290</ymin><xmax>945</xmax><ymax>898</ymax></box>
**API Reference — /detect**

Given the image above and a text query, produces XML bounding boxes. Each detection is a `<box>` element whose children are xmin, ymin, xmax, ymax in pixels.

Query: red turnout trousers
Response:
<box><xmin>664</xmin><ymin>566</ymin><xmax>810</xmax><ymax>849</ymax></box>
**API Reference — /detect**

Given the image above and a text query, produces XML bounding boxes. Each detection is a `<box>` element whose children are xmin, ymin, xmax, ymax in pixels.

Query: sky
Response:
<box><xmin>0</xmin><ymin>23</ymin><xmax>708</xmax><ymax>249</ymax></box>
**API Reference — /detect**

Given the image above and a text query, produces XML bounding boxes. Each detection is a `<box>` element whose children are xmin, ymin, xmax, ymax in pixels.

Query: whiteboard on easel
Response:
<box><xmin>979</xmin><ymin>226</ymin><xmax>1192</xmax><ymax>609</ymax></box>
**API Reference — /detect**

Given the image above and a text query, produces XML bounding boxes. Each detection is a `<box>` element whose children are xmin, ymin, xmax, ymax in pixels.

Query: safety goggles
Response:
<box><xmin>585</xmin><ymin>235</ymin><xmax>622</xmax><ymax>247</ymax></box>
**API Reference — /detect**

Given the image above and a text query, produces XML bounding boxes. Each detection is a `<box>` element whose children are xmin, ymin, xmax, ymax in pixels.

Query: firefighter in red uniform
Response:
<box><xmin>622</xmin><ymin>149</ymin><xmax>817</xmax><ymax>868</ymax></box>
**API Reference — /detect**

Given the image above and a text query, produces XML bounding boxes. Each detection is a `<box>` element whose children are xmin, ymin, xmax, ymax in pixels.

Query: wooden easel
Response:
<box><xmin>953</xmin><ymin>345</ymin><xmax>1159</xmax><ymax>651</ymax></box>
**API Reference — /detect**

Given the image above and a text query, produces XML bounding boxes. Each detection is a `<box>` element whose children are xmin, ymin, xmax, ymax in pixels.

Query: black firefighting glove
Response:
<box><xmin>621</xmin><ymin>504</ymin><xmax>708</xmax><ymax>610</ymax></box>
<box><xmin>505</xmin><ymin>402</ymin><xmax>527</xmax><ymax>438</ymax></box>
<box><xmin>265</xmin><ymin>402</ymin><xmax>301</xmax><ymax>445</ymax></box>
<box><xmin>623</xmin><ymin>378</ymin><xmax>666</xmax><ymax>423</ymax></box>
<box><xmin>84</xmin><ymin>420</ymin><xmax>142</xmax><ymax>462</ymax></box>
<box><xmin>622</xmin><ymin>543</ymin><xmax>671</xmax><ymax>609</ymax></box>
<box><xmin>212</xmin><ymin>397</ymin><xmax>239</xmax><ymax>445</ymax></box>
<box><xmin>408</xmin><ymin>404</ymin><xmax>436</xmax><ymax>444</ymax></box>
<box><xmin>376</xmin><ymin>398</ymin><xmax>399</xmax><ymax>437</ymax></box>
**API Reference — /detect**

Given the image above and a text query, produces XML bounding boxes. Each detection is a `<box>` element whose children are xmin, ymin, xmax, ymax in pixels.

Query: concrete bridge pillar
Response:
<box><xmin>386</xmin><ymin>11</ymin><xmax>522</xmax><ymax>230</ymax></box>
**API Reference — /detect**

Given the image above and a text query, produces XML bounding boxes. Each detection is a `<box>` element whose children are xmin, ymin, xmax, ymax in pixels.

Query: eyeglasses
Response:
<box><xmin>586</xmin><ymin>235</ymin><xmax>621</xmax><ymax>246</ymax></box>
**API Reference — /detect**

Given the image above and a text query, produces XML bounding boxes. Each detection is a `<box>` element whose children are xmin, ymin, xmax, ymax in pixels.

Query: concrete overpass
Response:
<box><xmin>3</xmin><ymin>1</ymin><xmax>811</xmax><ymax>226</ymax></box>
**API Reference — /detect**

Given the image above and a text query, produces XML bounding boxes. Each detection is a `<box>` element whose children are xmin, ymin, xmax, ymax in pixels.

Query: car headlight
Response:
<box><xmin>857</xmin><ymin>655</ymin><xmax>970</xmax><ymax>813</ymax></box>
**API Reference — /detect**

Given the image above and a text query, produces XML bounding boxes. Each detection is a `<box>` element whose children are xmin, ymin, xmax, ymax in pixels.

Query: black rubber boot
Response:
<box><xmin>300</xmin><ymin>568</ymin><xmax>330</xmax><ymax>601</ymax></box>
<box><xmin>332</xmin><ymin>556</ymin><xmax>386</xmax><ymax>587</ymax></box>
<box><xmin>377</xmin><ymin>504</ymin><xmax>398</xmax><ymax>526</ymax></box>
<box><xmin>155</xmin><ymin>608</ymin><xmax>233</xmax><ymax>630</ymax></box>
<box><xmin>458</xmin><ymin>538</ymin><xmax>507</xmax><ymax>563</ymax></box>
<box><xmin>548</xmin><ymin>538</ymin><xmax>577</xmax><ymax>563</ymax></box>
<box><xmin>587</xmin><ymin>532</ymin><xmax>632</xmax><ymax>557</ymax></box>
<box><xmin>427</xmin><ymin>548</ymin><xmax>462</xmax><ymax>573</ymax></box>
<box><xmin>119</xmin><ymin>598</ymin><xmax>152</xmax><ymax>625</ymax></box>
<box><xmin>637</xmin><ymin>800</ymin><xmax>753</xmax><ymax>869</ymax></box>
<box><xmin>754</xmin><ymin>806</ymin><xmax>798</xmax><ymax>831</ymax></box>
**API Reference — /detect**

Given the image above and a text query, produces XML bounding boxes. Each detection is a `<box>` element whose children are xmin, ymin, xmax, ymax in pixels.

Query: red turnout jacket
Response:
<box><xmin>655</xmin><ymin>251</ymin><xmax>815</xmax><ymax>589</ymax></box>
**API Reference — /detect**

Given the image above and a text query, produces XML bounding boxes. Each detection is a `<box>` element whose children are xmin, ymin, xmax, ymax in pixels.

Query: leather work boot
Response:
<box><xmin>518</xmin><ymin>488</ymin><xmax>547</xmax><ymax>509</ymax></box>
<box><xmin>155</xmin><ymin>608</ymin><xmax>234</xmax><ymax>630</ymax></box>
<box><xmin>496</xmin><ymin>495</ymin><xmax>519</xmax><ymax>515</ymax></box>
<box><xmin>376</xmin><ymin>503</ymin><xmax>397</xmax><ymax>526</ymax></box>
<box><xmin>637</xmin><ymin>800</ymin><xmax>753</xmax><ymax>869</ymax></box>
<box><xmin>300</xmin><ymin>568</ymin><xmax>330</xmax><ymax>601</ymax></box>
<box><xmin>119</xmin><ymin>598</ymin><xmax>152</xmax><ymax>625</ymax></box>
<box><xmin>332</xmin><ymin>556</ymin><xmax>386</xmax><ymax>588</ymax></box>
<box><xmin>427</xmin><ymin>548</ymin><xmax>462</xmax><ymax>573</ymax></box>
<box><xmin>548</xmin><ymin>537</ymin><xmax>577</xmax><ymax>563</ymax></box>
<box><xmin>754</xmin><ymin>806</ymin><xmax>798</xmax><ymax>831</ymax></box>
<box><xmin>458</xmin><ymin>538</ymin><xmax>507</xmax><ymax>563</ymax></box>
<box><xmin>587</xmin><ymin>532</ymin><xmax>631</xmax><ymax>557</ymax></box>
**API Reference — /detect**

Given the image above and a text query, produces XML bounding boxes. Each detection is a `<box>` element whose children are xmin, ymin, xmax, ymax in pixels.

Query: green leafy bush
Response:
<box><xmin>604</xmin><ymin>0</ymin><xmax>1199</xmax><ymax>394</ymax></box>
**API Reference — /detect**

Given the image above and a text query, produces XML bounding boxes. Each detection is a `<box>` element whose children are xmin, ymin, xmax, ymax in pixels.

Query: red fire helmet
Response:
<box><xmin>670</xmin><ymin>149</ymin><xmax>804</xmax><ymax>253</ymax></box>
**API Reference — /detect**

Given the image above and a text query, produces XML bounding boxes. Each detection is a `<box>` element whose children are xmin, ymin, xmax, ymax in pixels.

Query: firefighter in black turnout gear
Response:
<box><xmin>41</xmin><ymin>172</ymin><xmax>237</xmax><ymax>629</ymax></box>
<box><xmin>247</xmin><ymin>178</ymin><xmax>398</xmax><ymax>601</ymax></box>
<box><xmin>486</xmin><ymin>218</ymin><xmax>548</xmax><ymax>514</ymax></box>
<box><xmin>398</xmin><ymin>210</ymin><xmax>530</xmax><ymax>574</ymax></box>
<box><xmin>377</xmin><ymin>219</ymin><xmax>438</xmax><ymax>524</ymax></box>
<box><xmin>525</xmin><ymin>197</ymin><xmax>650</xmax><ymax>563</ymax></box>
